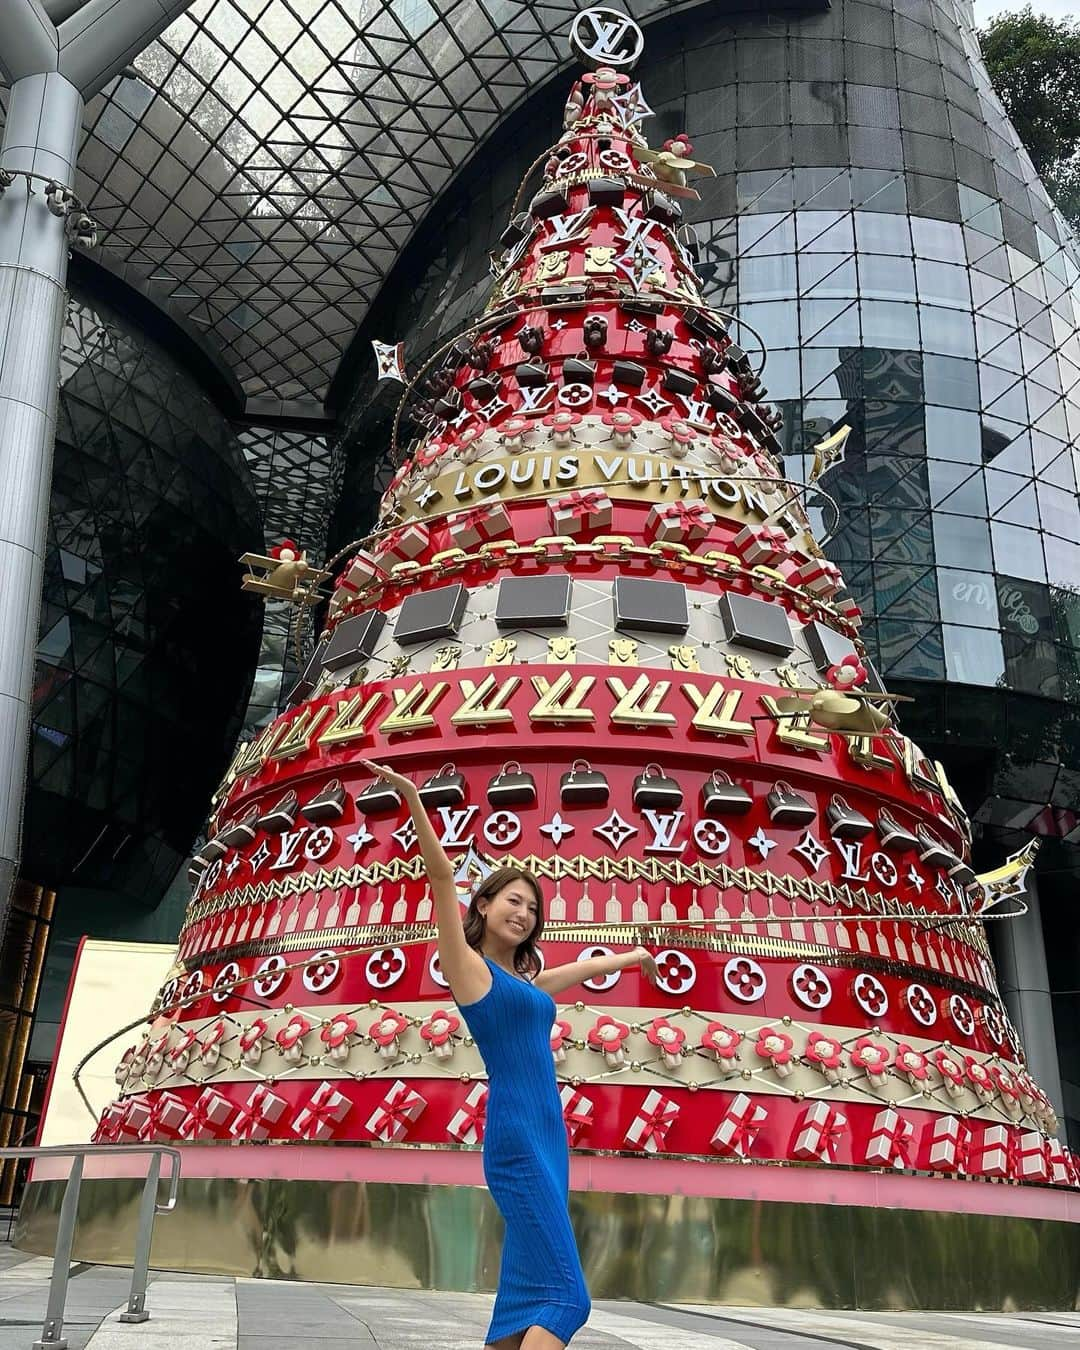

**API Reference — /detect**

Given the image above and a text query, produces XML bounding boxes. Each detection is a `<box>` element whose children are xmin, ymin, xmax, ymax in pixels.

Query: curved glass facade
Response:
<box><xmin>31</xmin><ymin>286</ymin><xmax>264</xmax><ymax>906</ymax></box>
<box><xmin>332</xmin><ymin>0</ymin><xmax>1080</xmax><ymax>1139</ymax></box>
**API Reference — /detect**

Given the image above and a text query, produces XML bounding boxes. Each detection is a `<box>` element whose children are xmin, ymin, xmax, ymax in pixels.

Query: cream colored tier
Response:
<box><xmin>115</xmin><ymin>1004</ymin><xmax>1053</xmax><ymax>1134</ymax></box>
<box><xmin>315</xmin><ymin>578</ymin><xmax>853</xmax><ymax>693</ymax></box>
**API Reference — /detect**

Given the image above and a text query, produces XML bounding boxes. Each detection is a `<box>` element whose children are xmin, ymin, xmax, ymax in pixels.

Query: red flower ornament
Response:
<box><xmin>700</xmin><ymin>1021</ymin><xmax>742</xmax><ymax>1065</ymax></box>
<box><xmin>646</xmin><ymin>1017</ymin><xmax>686</xmax><ymax>1069</ymax></box>
<box><xmin>850</xmin><ymin>1036</ymin><xmax>891</xmax><ymax>1087</ymax></box>
<box><xmin>893</xmin><ymin>1043</ymin><xmax>930</xmax><ymax>1087</ymax></box>
<box><xmin>663</xmin><ymin>135</ymin><xmax>694</xmax><ymax>156</ymax></box>
<box><xmin>239</xmin><ymin>1017</ymin><xmax>269</xmax><ymax>1066</ymax></box>
<box><xmin>588</xmin><ymin>1014</ymin><xmax>631</xmax><ymax>1067</ymax></box>
<box><xmin>543</xmin><ymin>409</ymin><xmax>583</xmax><ymax>446</ymax></box>
<box><xmin>933</xmin><ymin>1046</ymin><xmax>966</xmax><ymax>1098</ymax></box>
<box><xmin>964</xmin><ymin>1054</ymin><xmax>995</xmax><ymax>1102</ymax></box>
<box><xmin>754</xmin><ymin>1026</ymin><xmax>795</xmax><ymax>1077</ymax></box>
<box><xmin>550</xmin><ymin>1017</ymin><xmax>574</xmax><ymax>1064</ymax></box>
<box><xmin>320</xmin><ymin>1013</ymin><xmax>358</xmax><ymax>1063</ymax></box>
<box><xmin>269</xmin><ymin>539</ymin><xmax>300</xmax><ymax>561</ymax></box>
<box><xmin>420</xmin><ymin>1009</ymin><xmax>461</xmax><ymax>1061</ymax></box>
<box><xmin>805</xmin><ymin>1032</ymin><xmax>844</xmax><ymax>1083</ymax></box>
<box><xmin>275</xmin><ymin>1013</ymin><xmax>313</xmax><ymax>1063</ymax></box>
<box><xmin>826</xmin><ymin>653</ymin><xmax>867</xmax><ymax>689</ymax></box>
<box><xmin>369</xmin><ymin>1009</ymin><xmax>411</xmax><ymax>1060</ymax></box>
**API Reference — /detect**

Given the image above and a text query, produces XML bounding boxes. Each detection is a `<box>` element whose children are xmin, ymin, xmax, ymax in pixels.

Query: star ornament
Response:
<box><xmin>609</xmin><ymin>83</ymin><xmax>654</xmax><ymax>127</ymax></box>
<box><xmin>748</xmin><ymin>827</ymin><xmax>777</xmax><ymax>860</ymax></box>
<box><xmin>809</xmin><ymin>423</ymin><xmax>852</xmax><ymax>484</ymax></box>
<box><xmin>372</xmin><ymin>339</ymin><xmax>407</xmax><ymax>383</ymax></box>
<box><xmin>540</xmin><ymin>812</ymin><xmax>574</xmax><ymax>846</ymax></box>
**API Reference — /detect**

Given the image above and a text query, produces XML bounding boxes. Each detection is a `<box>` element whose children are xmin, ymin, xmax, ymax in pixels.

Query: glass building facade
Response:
<box><xmin>331</xmin><ymin>0</ymin><xmax>1080</xmax><ymax>1144</ymax></box>
<box><xmin>27</xmin><ymin>285</ymin><xmax>264</xmax><ymax>1056</ymax></box>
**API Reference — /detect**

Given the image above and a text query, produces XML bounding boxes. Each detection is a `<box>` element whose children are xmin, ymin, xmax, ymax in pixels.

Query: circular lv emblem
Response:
<box><xmin>569</xmin><ymin>7</ymin><xmax>645</xmax><ymax>70</ymax></box>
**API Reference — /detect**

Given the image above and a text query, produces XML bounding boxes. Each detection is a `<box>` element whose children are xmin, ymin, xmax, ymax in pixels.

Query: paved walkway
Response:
<box><xmin>0</xmin><ymin>1249</ymin><xmax>1075</xmax><ymax>1349</ymax></box>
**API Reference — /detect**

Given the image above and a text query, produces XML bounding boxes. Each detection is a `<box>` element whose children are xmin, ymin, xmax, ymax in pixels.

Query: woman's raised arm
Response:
<box><xmin>359</xmin><ymin>761</ymin><xmax>487</xmax><ymax>998</ymax></box>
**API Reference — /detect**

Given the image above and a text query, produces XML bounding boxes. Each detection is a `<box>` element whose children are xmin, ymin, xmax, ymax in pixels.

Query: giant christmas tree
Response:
<box><xmin>98</xmin><ymin>9</ymin><xmax>1076</xmax><ymax>1193</ymax></box>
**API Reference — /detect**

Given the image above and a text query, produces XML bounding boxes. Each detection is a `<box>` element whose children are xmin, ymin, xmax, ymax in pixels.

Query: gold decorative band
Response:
<box><xmin>187</xmin><ymin>920</ymin><xmax>998</xmax><ymax>1005</ymax></box>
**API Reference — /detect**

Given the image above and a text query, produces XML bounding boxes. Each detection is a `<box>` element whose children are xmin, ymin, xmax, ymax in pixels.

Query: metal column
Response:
<box><xmin>0</xmin><ymin>71</ymin><xmax>83</xmax><ymax>923</ymax></box>
<box><xmin>0</xmin><ymin>0</ymin><xmax>196</xmax><ymax>935</ymax></box>
<box><xmin>995</xmin><ymin>874</ymin><xmax>1065</xmax><ymax>1134</ymax></box>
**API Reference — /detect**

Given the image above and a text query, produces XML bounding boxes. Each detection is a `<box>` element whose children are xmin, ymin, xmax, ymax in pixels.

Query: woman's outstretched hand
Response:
<box><xmin>360</xmin><ymin>759</ymin><xmax>418</xmax><ymax>799</ymax></box>
<box><xmin>634</xmin><ymin>946</ymin><xmax>659</xmax><ymax>986</ymax></box>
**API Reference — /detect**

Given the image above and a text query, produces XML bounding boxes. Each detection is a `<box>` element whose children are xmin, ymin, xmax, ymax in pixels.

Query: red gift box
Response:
<box><xmin>1013</xmin><ymin>1130</ymin><xmax>1049</xmax><ymax>1183</ymax></box>
<box><xmin>924</xmin><ymin>1114</ymin><xmax>972</xmax><ymax>1173</ymax></box>
<box><xmin>644</xmin><ymin>500</ymin><xmax>716</xmax><ymax>546</ymax></box>
<box><xmin>549</xmin><ymin>488</ymin><xmax>612</xmax><ymax>537</ymax></box>
<box><xmin>624</xmin><ymin>1089</ymin><xmax>679</xmax><ymax>1155</ymax></box>
<box><xmin>365</xmin><ymin>1079</ymin><xmax>427</xmax><ymax>1143</ymax></box>
<box><xmin>791</xmin><ymin>1101</ymin><xmax>847</xmax><ymax>1163</ymax></box>
<box><xmin>447</xmin><ymin>1082</ymin><xmax>488</xmax><ymax>1144</ymax></box>
<box><xmin>864</xmin><ymin>1107</ymin><xmax>914</xmax><ymax>1169</ymax></box>
<box><xmin>293</xmin><ymin>1081</ymin><xmax>351</xmax><ymax>1141</ymax></box>
<box><xmin>231</xmin><ymin>1084</ymin><xmax>288</xmax><ymax>1141</ymax></box>
<box><xmin>179</xmin><ymin>1086</ymin><xmax>235</xmax><ymax>1140</ymax></box>
<box><xmin>731</xmin><ymin>524</ymin><xmax>788</xmax><ymax>566</ymax></box>
<box><xmin>710</xmin><ymin>1092</ymin><xmax>767</xmax><ymax>1158</ymax></box>
<box><xmin>447</xmin><ymin>500</ymin><xmax>512</xmax><ymax>550</ymax></box>
<box><xmin>559</xmin><ymin>1085</ymin><xmax>594</xmax><ymax>1146</ymax></box>
<box><xmin>792</xmin><ymin>557</ymin><xmax>843</xmax><ymax>598</ymax></box>
<box><xmin>374</xmin><ymin>521</ymin><xmax>430</xmax><ymax>566</ymax></box>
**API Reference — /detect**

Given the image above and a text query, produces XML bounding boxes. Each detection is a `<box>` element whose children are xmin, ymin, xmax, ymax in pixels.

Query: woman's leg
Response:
<box><xmin>520</xmin><ymin>1330</ymin><xmax>566</xmax><ymax>1349</ymax></box>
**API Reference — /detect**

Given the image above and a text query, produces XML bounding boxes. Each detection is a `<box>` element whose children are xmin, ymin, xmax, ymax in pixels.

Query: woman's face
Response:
<box><xmin>481</xmin><ymin>878</ymin><xmax>539</xmax><ymax>945</ymax></box>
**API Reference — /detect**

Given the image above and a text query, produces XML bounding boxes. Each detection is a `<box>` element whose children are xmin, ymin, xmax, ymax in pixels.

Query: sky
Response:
<box><xmin>973</xmin><ymin>0</ymin><xmax>1076</xmax><ymax>18</ymax></box>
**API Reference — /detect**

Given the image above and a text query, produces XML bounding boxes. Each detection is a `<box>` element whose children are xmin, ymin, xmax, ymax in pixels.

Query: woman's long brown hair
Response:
<box><xmin>461</xmin><ymin>865</ymin><xmax>545</xmax><ymax>978</ymax></box>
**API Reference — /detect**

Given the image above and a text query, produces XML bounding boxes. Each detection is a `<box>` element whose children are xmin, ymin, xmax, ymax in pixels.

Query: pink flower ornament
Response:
<box><xmin>421</xmin><ymin>1009</ymin><xmax>461</xmax><ymax>1061</ymax></box>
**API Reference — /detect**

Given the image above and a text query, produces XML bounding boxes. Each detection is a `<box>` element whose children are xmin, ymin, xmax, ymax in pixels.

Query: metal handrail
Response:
<box><xmin>1</xmin><ymin>1144</ymin><xmax>181</xmax><ymax>1350</ymax></box>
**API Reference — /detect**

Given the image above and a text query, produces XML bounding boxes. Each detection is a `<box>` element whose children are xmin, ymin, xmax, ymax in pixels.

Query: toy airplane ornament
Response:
<box><xmin>240</xmin><ymin>543</ymin><xmax>330</xmax><ymax>605</ymax></box>
<box><xmin>768</xmin><ymin>686</ymin><xmax>914</xmax><ymax>735</ymax></box>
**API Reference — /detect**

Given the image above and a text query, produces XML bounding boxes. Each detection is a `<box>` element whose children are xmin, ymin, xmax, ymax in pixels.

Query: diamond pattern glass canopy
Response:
<box><xmin>2</xmin><ymin>0</ymin><xmax>721</xmax><ymax>408</ymax></box>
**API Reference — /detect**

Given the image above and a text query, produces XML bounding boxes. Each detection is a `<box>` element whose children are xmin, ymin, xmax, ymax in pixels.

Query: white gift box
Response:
<box><xmin>365</xmin><ymin>1079</ymin><xmax>427</xmax><ymax>1143</ymax></box>
<box><xmin>375</xmin><ymin>521</ymin><xmax>430</xmax><ymax>565</ymax></box>
<box><xmin>731</xmin><ymin>524</ymin><xmax>787</xmax><ymax>566</ymax></box>
<box><xmin>293</xmin><ymin>1081</ymin><xmax>352</xmax><ymax>1141</ymax></box>
<box><xmin>710</xmin><ymin>1092</ymin><xmax>767</xmax><ymax>1158</ymax></box>
<box><xmin>925</xmin><ymin>1114</ymin><xmax>971</xmax><ymax>1173</ymax></box>
<box><xmin>644</xmin><ymin>500</ymin><xmax>716</xmax><ymax>546</ymax></box>
<box><xmin>340</xmin><ymin>550</ymin><xmax>385</xmax><ymax>594</ymax></box>
<box><xmin>559</xmin><ymin>1085</ymin><xmax>594</xmax><ymax>1146</ymax></box>
<box><xmin>864</xmin><ymin>1107</ymin><xmax>914</xmax><ymax>1169</ymax></box>
<box><xmin>447</xmin><ymin>500</ymin><xmax>512</xmax><ymax>550</ymax></box>
<box><xmin>96</xmin><ymin>1100</ymin><xmax>129</xmax><ymax>1141</ymax></box>
<box><xmin>549</xmin><ymin>488</ymin><xmax>612</xmax><ymax>537</ymax></box>
<box><xmin>179</xmin><ymin>1087</ymin><xmax>234</xmax><ymax>1140</ymax></box>
<box><xmin>114</xmin><ymin>1096</ymin><xmax>145</xmax><ymax>1140</ymax></box>
<box><xmin>1014</xmin><ymin>1130</ymin><xmax>1049</xmax><ymax>1182</ymax></box>
<box><xmin>231</xmin><ymin>1084</ymin><xmax>288</xmax><ymax>1141</ymax></box>
<box><xmin>624</xmin><ymin>1089</ymin><xmax>679</xmax><ymax>1155</ymax></box>
<box><xmin>791</xmin><ymin>1101</ymin><xmax>847</xmax><ymax>1163</ymax></box>
<box><xmin>793</xmin><ymin>558</ymin><xmax>843</xmax><ymax>598</ymax></box>
<box><xmin>447</xmin><ymin>1082</ymin><xmax>488</xmax><ymax>1144</ymax></box>
<box><xmin>1046</xmin><ymin>1138</ymin><xmax>1076</xmax><ymax>1187</ymax></box>
<box><xmin>127</xmin><ymin>1091</ymin><xmax>188</xmax><ymax>1141</ymax></box>
<box><xmin>972</xmin><ymin>1122</ymin><xmax>1012</xmax><ymax>1179</ymax></box>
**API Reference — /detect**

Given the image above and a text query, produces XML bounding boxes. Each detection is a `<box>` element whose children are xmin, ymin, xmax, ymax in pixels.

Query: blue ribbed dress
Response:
<box><xmin>457</xmin><ymin>955</ymin><xmax>591</xmax><ymax>1346</ymax></box>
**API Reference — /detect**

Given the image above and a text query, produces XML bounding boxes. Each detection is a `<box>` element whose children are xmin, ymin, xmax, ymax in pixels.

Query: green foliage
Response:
<box><xmin>978</xmin><ymin>6</ymin><xmax>1080</xmax><ymax>225</ymax></box>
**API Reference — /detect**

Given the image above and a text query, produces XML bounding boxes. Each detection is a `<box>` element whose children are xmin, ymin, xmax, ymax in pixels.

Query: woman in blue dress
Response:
<box><xmin>361</xmin><ymin>761</ymin><xmax>657</xmax><ymax>1349</ymax></box>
